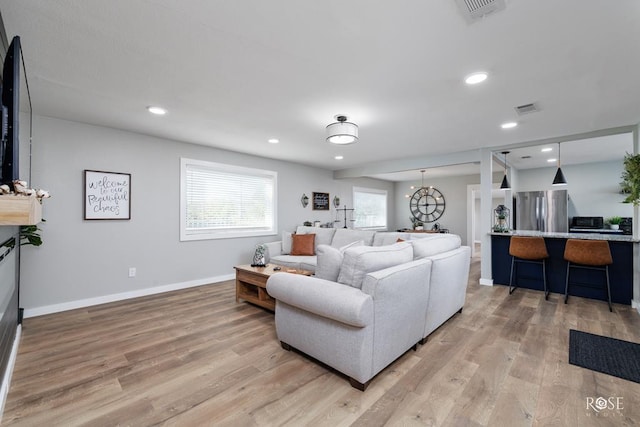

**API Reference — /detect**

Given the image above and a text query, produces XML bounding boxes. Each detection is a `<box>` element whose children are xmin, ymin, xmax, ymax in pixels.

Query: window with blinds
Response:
<box><xmin>180</xmin><ymin>158</ymin><xmax>277</xmax><ymax>241</ymax></box>
<box><xmin>353</xmin><ymin>186</ymin><xmax>387</xmax><ymax>230</ymax></box>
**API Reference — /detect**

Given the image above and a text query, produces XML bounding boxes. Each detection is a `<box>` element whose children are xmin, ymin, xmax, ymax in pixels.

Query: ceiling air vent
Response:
<box><xmin>515</xmin><ymin>103</ymin><xmax>540</xmax><ymax>116</ymax></box>
<box><xmin>455</xmin><ymin>0</ymin><xmax>506</xmax><ymax>23</ymax></box>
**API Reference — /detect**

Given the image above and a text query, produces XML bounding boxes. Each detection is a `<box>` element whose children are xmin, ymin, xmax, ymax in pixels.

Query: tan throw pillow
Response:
<box><xmin>291</xmin><ymin>233</ymin><xmax>316</xmax><ymax>255</ymax></box>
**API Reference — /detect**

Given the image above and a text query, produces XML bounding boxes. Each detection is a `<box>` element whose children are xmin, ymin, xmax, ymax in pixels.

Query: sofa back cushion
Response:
<box><xmin>291</xmin><ymin>234</ymin><xmax>316</xmax><ymax>255</ymax></box>
<box><xmin>372</xmin><ymin>232</ymin><xmax>412</xmax><ymax>246</ymax></box>
<box><xmin>411</xmin><ymin>234</ymin><xmax>461</xmax><ymax>259</ymax></box>
<box><xmin>331</xmin><ymin>228</ymin><xmax>376</xmax><ymax>248</ymax></box>
<box><xmin>315</xmin><ymin>240</ymin><xmax>364</xmax><ymax>281</ymax></box>
<box><xmin>337</xmin><ymin>242</ymin><xmax>413</xmax><ymax>289</ymax></box>
<box><xmin>282</xmin><ymin>231</ymin><xmax>293</xmax><ymax>254</ymax></box>
<box><xmin>295</xmin><ymin>226</ymin><xmax>336</xmax><ymax>251</ymax></box>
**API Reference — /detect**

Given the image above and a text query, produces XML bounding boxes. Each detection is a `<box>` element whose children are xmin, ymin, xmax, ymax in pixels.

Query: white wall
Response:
<box><xmin>393</xmin><ymin>173</ymin><xmax>502</xmax><ymax>246</ymax></box>
<box><xmin>516</xmin><ymin>160</ymin><xmax>632</xmax><ymax>220</ymax></box>
<box><xmin>19</xmin><ymin>116</ymin><xmax>394</xmax><ymax>314</ymax></box>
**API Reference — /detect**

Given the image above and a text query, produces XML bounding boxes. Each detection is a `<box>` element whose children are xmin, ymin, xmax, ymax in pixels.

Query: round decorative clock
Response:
<box><xmin>409</xmin><ymin>186</ymin><xmax>445</xmax><ymax>223</ymax></box>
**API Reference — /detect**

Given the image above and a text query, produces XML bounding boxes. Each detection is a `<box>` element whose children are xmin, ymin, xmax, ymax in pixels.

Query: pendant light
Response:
<box><xmin>500</xmin><ymin>151</ymin><xmax>510</xmax><ymax>189</ymax></box>
<box><xmin>552</xmin><ymin>142</ymin><xmax>567</xmax><ymax>186</ymax></box>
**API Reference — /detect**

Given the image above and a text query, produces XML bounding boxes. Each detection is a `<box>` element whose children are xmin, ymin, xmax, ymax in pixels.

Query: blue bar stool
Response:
<box><xmin>564</xmin><ymin>239</ymin><xmax>613</xmax><ymax>312</ymax></box>
<box><xmin>509</xmin><ymin>236</ymin><xmax>549</xmax><ymax>299</ymax></box>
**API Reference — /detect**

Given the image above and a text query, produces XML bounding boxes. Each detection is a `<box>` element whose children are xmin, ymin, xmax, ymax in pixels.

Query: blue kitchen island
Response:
<box><xmin>491</xmin><ymin>231</ymin><xmax>637</xmax><ymax>305</ymax></box>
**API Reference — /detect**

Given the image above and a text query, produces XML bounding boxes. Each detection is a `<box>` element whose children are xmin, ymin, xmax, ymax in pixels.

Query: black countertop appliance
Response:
<box><xmin>569</xmin><ymin>216</ymin><xmax>632</xmax><ymax>235</ymax></box>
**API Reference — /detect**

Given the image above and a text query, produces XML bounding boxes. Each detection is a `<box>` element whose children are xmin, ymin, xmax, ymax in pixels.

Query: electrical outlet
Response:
<box><xmin>128</xmin><ymin>267</ymin><xmax>136</xmax><ymax>278</ymax></box>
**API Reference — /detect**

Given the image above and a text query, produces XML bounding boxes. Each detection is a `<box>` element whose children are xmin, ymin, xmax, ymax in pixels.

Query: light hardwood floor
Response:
<box><xmin>3</xmin><ymin>257</ymin><xmax>640</xmax><ymax>426</ymax></box>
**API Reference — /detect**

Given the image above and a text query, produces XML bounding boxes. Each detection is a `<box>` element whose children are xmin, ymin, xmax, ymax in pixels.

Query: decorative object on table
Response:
<box><xmin>0</xmin><ymin>179</ymin><xmax>51</xmax><ymax>226</ymax></box>
<box><xmin>333</xmin><ymin>195</ymin><xmax>340</xmax><ymax>208</ymax></box>
<box><xmin>301</xmin><ymin>193</ymin><xmax>309</xmax><ymax>208</ymax></box>
<box><xmin>620</xmin><ymin>152</ymin><xmax>640</xmax><ymax>205</ymax></box>
<box><xmin>84</xmin><ymin>170</ymin><xmax>131</xmax><ymax>220</ymax></box>
<box><xmin>410</xmin><ymin>216</ymin><xmax>423</xmax><ymax>230</ymax></box>
<box><xmin>312</xmin><ymin>192</ymin><xmax>330</xmax><ymax>210</ymax></box>
<box><xmin>335</xmin><ymin>206</ymin><xmax>355</xmax><ymax>229</ymax></box>
<box><xmin>500</xmin><ymin>151</ymin><xmax>511</xmax><ymax>189</ymax></box>
<box><xmin>409</xmin><ymin>170</ymin><xmax>445</xmax><ymax>223</ymax></box>
<box><xmin>493</xmin><ymin>204</ymin><xmax>510</xmax><ymax>232</ymax></box>
<box><xmin>303</xmin><ymin>221</ymin><xmax>313</xmax><ymax>227</ymax></box>
<box><xmin>0</xmin><ymin>180</ymin><xmax>51</xmax><ymax>202</ymax></box>
<box><xmin>251</xmin><ymin>244</ymin><xmax>267</xmax><ymax>267</ymax></box>
<box><xmin>607</xmin><ymin>216</ymin><xmax>622</xmax><ymax>230</ymax></box>
<box><xmin>326</xmin><ymin>115</ymin><xmax>358</xmax><ymax>145</ymax></box>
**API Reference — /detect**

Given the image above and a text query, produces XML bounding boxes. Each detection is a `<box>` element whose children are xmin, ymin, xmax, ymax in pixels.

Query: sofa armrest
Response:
<box><xmin>263</xmin><ymin>241</ymin><xmax>283</xmax><ymax>262</ymax></box>
<box><xmin>266</xmin><ymin>273</ymin><xmax>373</xmax><ymax>327</ymax></box>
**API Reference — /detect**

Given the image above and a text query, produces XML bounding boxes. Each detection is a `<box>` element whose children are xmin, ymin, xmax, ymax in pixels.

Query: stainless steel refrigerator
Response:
<box><xmin>514</xmin><ymin>190</ymin><xmax>568</xmax><ymax>232</ymax></box>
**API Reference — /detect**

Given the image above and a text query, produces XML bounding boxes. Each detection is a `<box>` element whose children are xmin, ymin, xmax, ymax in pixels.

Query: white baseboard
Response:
<box><xmin>23</xmin><ymin>274</ymin><xmax>235</xmax><ymax>318</ymax></box>
<box><xmin>0</xmin><ymin>324</ymin><xmax>21</xmax><ymax>423</ymax></box>
<box><xmin>479</xmin><ymin>278</ymin><xmax>494</xmax><ymax>286</ymax></box>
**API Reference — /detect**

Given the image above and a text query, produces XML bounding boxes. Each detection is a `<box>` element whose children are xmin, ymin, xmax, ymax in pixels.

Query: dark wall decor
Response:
<box><xmin>312</xmin><ymin>192</ymin><xmax>330</xmax><ymax>210</ymax></box>
<box><xmin>84</xmin><ymin>170</ymin><xmax>131</xmax><ymax>220</ymax></box>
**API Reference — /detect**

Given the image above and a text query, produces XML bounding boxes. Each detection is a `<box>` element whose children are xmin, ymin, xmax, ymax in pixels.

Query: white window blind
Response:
<box><xmin>353</xmin><ymin>187</ymin><xmax>387</xmax><ymax>230</ymax></box>
<box><xmin>180</xmin><ymin>158</ymin><xmax>277</xmax><ymax>240</ymax></box>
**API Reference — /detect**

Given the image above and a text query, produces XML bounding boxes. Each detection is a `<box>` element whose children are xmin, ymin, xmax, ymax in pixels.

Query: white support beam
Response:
<box><xmin>479</xmin><ymin>147</ymin><xmax>494</xmax><ymax>286</ymax></box>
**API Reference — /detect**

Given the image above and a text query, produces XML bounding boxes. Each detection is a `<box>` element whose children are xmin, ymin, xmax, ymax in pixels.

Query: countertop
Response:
<box><xmin>489</xmin><ymin>230</ymin><xmax>639</xmax><ymax>243</ymax></box>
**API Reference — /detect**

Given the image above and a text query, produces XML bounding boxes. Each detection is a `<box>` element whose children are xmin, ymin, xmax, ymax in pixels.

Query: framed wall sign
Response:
<box><xmin>312</xmin><ymin>192</ymin><xmax>330</xmax><ymax>210</ymax></box>
<box><xmin>84</xmin><ymin>170</ymin><xmax>131</xmax><ymax>220</ymax></box>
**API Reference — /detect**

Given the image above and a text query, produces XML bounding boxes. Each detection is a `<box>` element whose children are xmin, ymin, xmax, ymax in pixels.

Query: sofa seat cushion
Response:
<box><xmin>411</xmin><ymin>234</ymin><xmax>461</xmax><ymax>259</ymax></box>
<box><xmin>331</xmin><ymin>228</ymin><xmax>376</xmax><ymax>248</ymax></box>
<box><xmin>337</xmin><ymin>242</ymin><xmax>413</xmax><ymax>289</ymax></box>
<box><xmin>270</xmin><ymin>255</ymin><xmax>317</xmax><ymax>272</ymax></box>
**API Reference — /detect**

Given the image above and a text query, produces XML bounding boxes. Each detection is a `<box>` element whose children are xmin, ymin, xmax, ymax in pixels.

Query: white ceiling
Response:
<box><xmin>1</xmin><ymin>1</ymin><xmax>639</xmax><ymax>181</ymax></box>
<box><xmin>372</xmin><ymin>132</ymin><xmax>634</xmax><ymax>182</ymax></box>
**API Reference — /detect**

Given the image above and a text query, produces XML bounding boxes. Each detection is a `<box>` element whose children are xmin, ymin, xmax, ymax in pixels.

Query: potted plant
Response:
<box><xmin>607</xmin><ymin>216</ymin><xmax>622</xmax><ymax>230</ymax></box>
<box><xmin>620</xmin><ymin>153</ymin><xmax>640</xmax><ymax>205</ymax></box>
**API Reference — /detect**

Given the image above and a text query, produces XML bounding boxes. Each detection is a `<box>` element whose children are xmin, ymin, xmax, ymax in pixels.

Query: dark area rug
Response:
<box><xmin>569</xmin><ymin>329</ymin><xmax>640</xmax><ymax>383</ymax></box>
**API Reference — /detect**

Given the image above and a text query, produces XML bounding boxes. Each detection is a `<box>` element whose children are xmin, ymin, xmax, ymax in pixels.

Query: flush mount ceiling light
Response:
<box><xmin>147</xmin><ymin>106</ymin><xmax>167</xmax><ymax>115</ymax></box>
<box><xmin>268</xmin><ymin>138</ymin><xmax>279</xmax><ymax>144</ymax></box>
<box><xmin>326</xmin><ymin>115</ymin><xmax>358</xmax><ymax>145</ymax></box>
<box><xmin>501</xmin><ymin>121</ymin><xmax>518</xmax><ymax>129</ymax></box>
<box><xmin>334</xmin><ymin>155</ymin><xmax>344</xmax><ymax>160</ymax></box>
<box><xmin>500</xmin><ymin>151</ymin><xmax>510</xmax><ymax>190</ymax></box>
<box><xmin>465</xmin><ymin>72</ymin><xmax>488</xmax><ymax>85</ymax></box>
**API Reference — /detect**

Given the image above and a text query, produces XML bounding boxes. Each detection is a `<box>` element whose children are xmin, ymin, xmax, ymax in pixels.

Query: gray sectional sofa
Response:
<box><xmin>264</xmin><ymin>225</ymin><xmax>454</xmax><ymax>273</ymax></box>
<box><xmin>264</xmin><ymin>226</ymin><xmax>471</xmax><ymax>390</ymax></box>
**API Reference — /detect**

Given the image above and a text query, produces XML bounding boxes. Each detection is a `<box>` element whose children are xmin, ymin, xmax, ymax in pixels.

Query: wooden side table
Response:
<box><xmin>234</xmin><ymin>264</ymin><xmax>312</xmax><ymax>311</ymax></box>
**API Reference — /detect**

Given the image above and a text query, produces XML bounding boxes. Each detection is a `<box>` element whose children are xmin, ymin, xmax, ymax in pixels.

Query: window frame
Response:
<box><xmin>352</xmin><ymin>186</ymin><xmax>388</xmax><ymax>231</ymax></box>
<box><xmin>180</xmin><ymin>158</ymin><xmax>278</xmax><ymax>241</ymax></box>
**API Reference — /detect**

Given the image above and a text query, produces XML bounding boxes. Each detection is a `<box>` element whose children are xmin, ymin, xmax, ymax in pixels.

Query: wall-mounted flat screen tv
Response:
<box><xmin>0</xmin><ymin>35</ymin><xmax>20</xmax><ymax>188</ymax></box>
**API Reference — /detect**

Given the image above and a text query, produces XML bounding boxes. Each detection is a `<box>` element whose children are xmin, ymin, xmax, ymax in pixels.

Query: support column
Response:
<box><xmin>480</xmin><ymin>148</ymin><xmax>494</xmax><ymax>286</ymax></box>
<box><xmin>633</xmin><ymin>124</ymin><xmax>640</xmax><ymax>312</ymax></box>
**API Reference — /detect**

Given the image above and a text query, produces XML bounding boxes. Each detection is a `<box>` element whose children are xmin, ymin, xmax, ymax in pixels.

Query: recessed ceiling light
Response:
<box><xmin>465</xmin><ymin>72</ymin><xmax>488</xmax><ymax>85</ymax></box>
<box><xmin>541</xmin><ymin>147</ymin><xmax>553</xmax><ymax>152</ymax></box>
<box><xmin>334</xmin><ymin>155</ymin><xmax>344</xmax><ymax>160</ymax></box>
<box><xmin>501</xmin><ymin>122</ymin><xmax>518</xmax><ymax>129</ymax></box>
<box><xmin>268</xmin><ymin>138</ymin><xmax>279</xmax><ymax>144</ymax></box>
<box><xmin>547</xmin><ymin>158</ymin><xmax>557</xmax><ymax>163</ymax></box>
<box><xmin>147</xmin><ymin>106</ymin><xmax>167</xmax><ymax>115</ymax></box>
